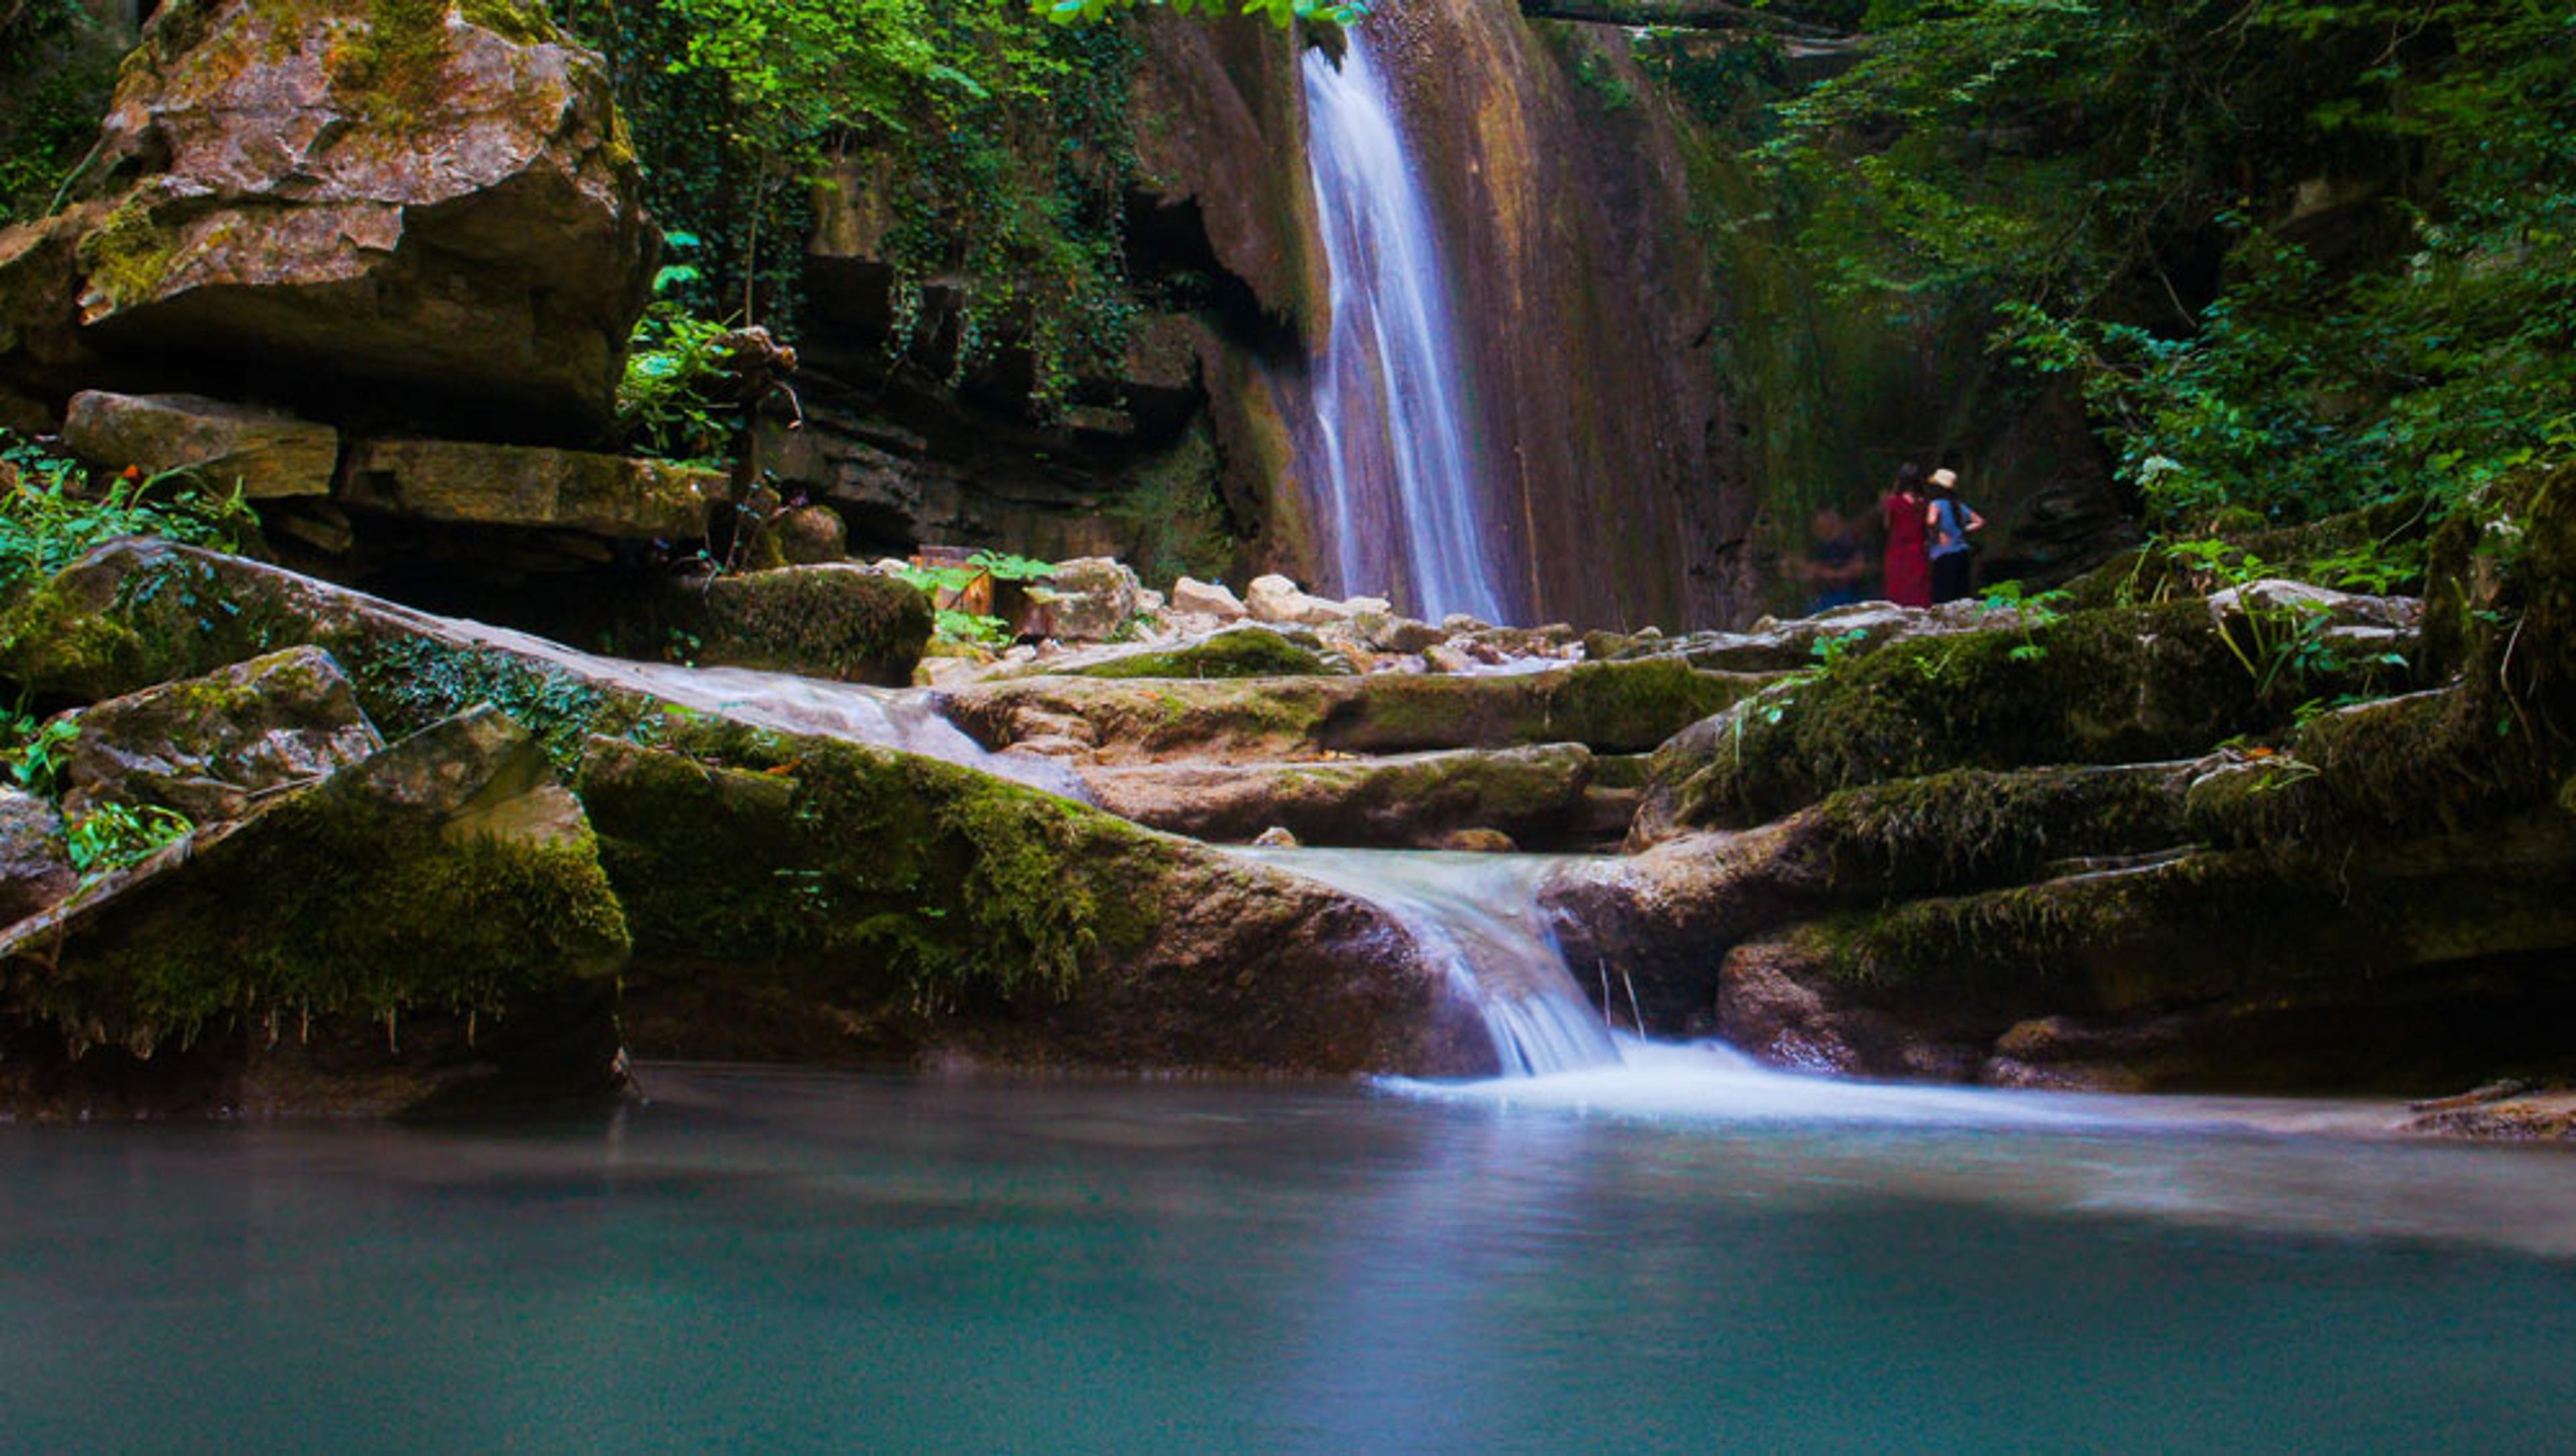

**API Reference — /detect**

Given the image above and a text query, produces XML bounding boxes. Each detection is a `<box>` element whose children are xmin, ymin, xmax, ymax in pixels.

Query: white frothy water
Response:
<box><xmin>1242</xmin><ymin>846</ymin><xmax>2424</xmax><ymax>1135</ymax></box>
<box><xmin>1242</xmin><ymin>847</ymin><xmax>1619</xmax><ymax>1076</ymax></box>
<box><xmin>1301</xmin><ymin>33</ymin><xmax>1510</xmax><ymax>624</ymax></box>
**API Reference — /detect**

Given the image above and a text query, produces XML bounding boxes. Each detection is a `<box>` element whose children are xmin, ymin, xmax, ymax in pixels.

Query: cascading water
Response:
<box><xmin>1301</xmin><ymin>31</ymin><xmax>1511</xmax><ymax>625</ymax></box>
<box><xmin>1246</xmin><ymin>846</ymin><xmax>2137</xmax><ymax>1126</ymax></box>
<box><xmin>1244</xmin><ymin>847</ymin><xmax>1619</xmax><ymax>1076</ymax></box>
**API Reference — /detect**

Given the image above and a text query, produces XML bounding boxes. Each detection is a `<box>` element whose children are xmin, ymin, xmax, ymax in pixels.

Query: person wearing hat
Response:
<box><xmin>1925</xmin><ymin>467</ymin><xmax>1985</xmax><ymax>603</ymax></box>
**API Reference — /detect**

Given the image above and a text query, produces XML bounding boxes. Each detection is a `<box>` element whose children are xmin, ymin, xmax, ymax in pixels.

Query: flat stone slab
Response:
<box><xmin>64</xmin><ymin>391</ymin><xmax>337</xmax><ymax>499</ymax></box>
<box><xmin>343</xmin><ymin>439</ymin><xmax>722</xmax><ymax>538</ymax></box>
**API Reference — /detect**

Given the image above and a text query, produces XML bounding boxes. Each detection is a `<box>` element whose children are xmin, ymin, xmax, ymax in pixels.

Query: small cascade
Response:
<box><xmin>1243</xmin><ymin>847</ymin><xmax>1617</xmax><ymax>1076</ymax></box>
<box><xmin>1300</xmin><ymin>30</ymin><xmax>1511</xmax><ymax>625</ymax></box>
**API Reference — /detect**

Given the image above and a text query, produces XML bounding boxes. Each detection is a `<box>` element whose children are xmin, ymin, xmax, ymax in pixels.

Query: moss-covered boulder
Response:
<box><xmin>1081</xmin><ymin>743</ymin><xmax>1599</xmax><ymax>849</ymax></box>
<box><xmin>0</xmin><ymin>0</ymin><xmax>651</xmax><ymax>434</ymax></box>
<box><xmin>59</xmin><ymin>645</ymin><xmax>384</xmax><ymax>822</ymax></box>
<box><xmin>688</xmin><ymin>564</ymin><xmax>933</xmax><ymax>686</ymax></box>
<box><xmin>1545</xmin><ymin>762</ymin><xmax>2194</xmax><ymax>1035</ymax></box>
<box><xmin>576</xmin><ymin>723</ymin><xmax>1491</xmax><ymax>1075</ymax></box>
<box><xmin>0</xmin><ymin>707</ymin><xmax>630</xmax><ymax>1119</ymax></box>
<box><xmin>945</xmin><ymin>658</ymin><xmax>1768</xmax><ymax>765</ymax></box>
<box><xmin>1636</xmin><ymin>595</ymin><xmax>2420</xmax><ymax>837</ymax></box>
<box><xmin>1709</xmin><ymin>809</ymin><xmax>2576</xmax><ymax>1092</ymax></box>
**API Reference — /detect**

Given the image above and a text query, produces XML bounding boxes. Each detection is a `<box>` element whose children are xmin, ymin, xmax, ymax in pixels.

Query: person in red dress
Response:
<box><xmin>1880</xmin><ymin>462</ymin><xmax>1932</xmax><ymax>608</ymax></box>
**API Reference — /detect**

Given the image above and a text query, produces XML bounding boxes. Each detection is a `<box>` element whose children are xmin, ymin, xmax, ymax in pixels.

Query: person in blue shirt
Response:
<box><xmin>1926</xmin><ymin>467</ymin><xmax>1986</xmax><ymax>603</ymax></box>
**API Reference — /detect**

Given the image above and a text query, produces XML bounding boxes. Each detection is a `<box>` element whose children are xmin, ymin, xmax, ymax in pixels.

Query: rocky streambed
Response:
<box><xmin>0</xmin><ymin>460</ymin><xmax>2567</xmax><ymax>1130</ymax></box>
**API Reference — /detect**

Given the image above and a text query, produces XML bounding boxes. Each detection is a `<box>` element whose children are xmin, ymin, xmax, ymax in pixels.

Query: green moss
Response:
<box><xmin>0</xmin><ymin>576</ymin><xmax>156</xmax><ymax>698</ymax></box>
<box><xmin>345</xmin><ymin>633</ymin><xmax>657</xmax><ymax>772</ymax></box>
<box><xmin>580</xmin><ymin>723</ymin><xmax>1169</xmax><ymax>1016</ymax></box>
<box><xmin>16</xmin><ymin>774</ymin><xmax>627</xmax><ymax>1055</ymax></box>
<box><xmin>455</xmin><ymin>0</ymin><xmax>554</xmax><ymax>46</ymax></box>
<box><xmin>350</xmin><ymin>0</ymin><xmax>451</xmax><ymax>117</ymax></box>
<box><xmin>73</xmin><ymin>198</ymin><xmax>176</xmax><ymax>312</ymax></box>
<box><xmin>1810</xmin><ymin>764</ymin><xmax>2190</xmax><ymax>898</ymax></box>
<box><xmin>1655</xmin><ymin>596</ymin><xmax>2408</xmax><ymax>829</ymax></box>
<box><xmin>695</xmin><ymin>568</ymin><xmax>934</xmax><ymax>687</ymax></box>
<box><xmin>1073</xmin><ymin>629</ymin><xmax>1338</xmax><ymax>681</ymax></box>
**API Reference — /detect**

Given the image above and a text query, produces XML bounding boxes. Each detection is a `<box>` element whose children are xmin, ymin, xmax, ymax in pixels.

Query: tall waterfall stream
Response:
<box><xmin>1301</xmin><ymin>32</ymin><xmax>1510</xmax><ymax>623</ymax></box>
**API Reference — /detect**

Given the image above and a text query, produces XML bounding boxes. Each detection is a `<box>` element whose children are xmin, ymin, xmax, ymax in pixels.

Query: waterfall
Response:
<box><xmin>1301</xmin><ymin>32</ymin><xmax>1511</xmax><ymax>625</ymax></box>
<box><xmin>1243</xmin><ymin>847</ymin><xmax>1617</xmax><ymax>1076</ymax></box>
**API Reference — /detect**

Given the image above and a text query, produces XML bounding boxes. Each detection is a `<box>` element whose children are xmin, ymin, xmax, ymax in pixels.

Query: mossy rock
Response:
<box><xmin>0</xmin><ymin>707</ymin><xmax>629</xmax><ymax>1116</ymax></box>
<box><xmin>1639</xmin><ymin>596</ymin><xmax>2418</xmax><ymax>833</ymax></box>
<box><xmin>578</xmin><ymin>721</ymin><xmax>1491</xmax><ymax>1076</ymax></box>
<box><xmin>60</xmin><ymin>643</ymin><xmax>384</xmax><ymax>822</ymax></box>
<box><xmin>1080</xmin><ymin>743</ymin><xmax>1597</xmax><ymax>849</ymax></box>
<box><xmin>1067</xmin><ymin>627</ymin><xmax>1344</xmax><ymax>681</ymax></box>
<box><xmin>0</xmin><ymin>541</ymin><xmax>669</xmax><ymax>769</ymax></box>
<box><xmin>1545</xmin><ymin>762</ymin><xmax>2194</xmax><ymax>1037</ymax></box>
<box><xmin>690</xmin><ymin>565</ymin><xmax>933</xmax><ymax>687</ymax></box>
<box><xmin>2056</xmin><ymin>497</ymin><xmax>2436</xmax><ymax>613</ymax></box>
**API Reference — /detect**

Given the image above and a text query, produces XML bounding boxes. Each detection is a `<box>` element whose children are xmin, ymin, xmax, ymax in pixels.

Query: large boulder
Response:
<box><xmin>58</xmin><ymin>644</ymin><xmax>383</xmax><ymax>822</ymax></box>
<box><xmin>576</xmin><ymin>725</ymin><xmax>1492</xmax><ymax>1075</ymax></box>
<box><xmin>63</xmin><ymin>391</ymin><xmax>337</xmax><ymax>499</ymax></box>
<box><xmin>1024</xmin><ymin>558</ymin><xmax>1141</xmax><ymax>642</ymax></box>
<box><xmin>0</xmin><ymin>706</ymin><xmax>630</xmax><ymax>1118</ymax></box>
<box><xmin>0</xmin><ymin>0</ymin><xmax>652</xmax><ymax>435</ymax></box>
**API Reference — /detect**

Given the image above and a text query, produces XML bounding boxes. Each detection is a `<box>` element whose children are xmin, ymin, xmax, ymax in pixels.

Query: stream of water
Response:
<box><xmin>1302</xmin><ymin>32</ymin><xmax>1510</xmax><ymax>624</ymax></box>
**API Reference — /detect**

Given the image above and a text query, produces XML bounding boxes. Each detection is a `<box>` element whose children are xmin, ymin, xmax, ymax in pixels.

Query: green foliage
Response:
<box><xmin>62</xmin><ymin>801</ymin><xmax>193</xmax><ymax>882</ymax></box>
<box><xmin>559</xmin><ymin>0</ymin><xmax>1161</xmax><ymax>419</ymax></box>
<box><xmin>0</xmin><ymin>34</ymin><xmax>116</xmax><ymax>227</ymax></box>
<box><xmin>617</xmin><ymin>234</ymin><xmax>738</xmax><ymax>464</ymax></box>
<box><xmin>1748</xmin><ymin>1</ymin><xmax>2576</xmax><ymax>531</ymax></box>
<box><xmin>349</xmin><ymin>636</ymin><xmax>644</xmax><ymax>771</ymax></box>
<box><xmin>1040</xmin><ymin>0</ymin><xmax>1364</xmax><ymax>25</ymax></box>
<box><xmin>0</xmin><ymin>708</ymin><xmax>78</xmax><ymax>800</ymax></box>
<box><xmin>0</xmin><ymin>433</ymin><xmax>256</xmax><ymax>593</ymax></box>
<box><xmin>894</xmin><ymin>550</ymin><xmax>1053</xmax><ymax>644</ymax></box>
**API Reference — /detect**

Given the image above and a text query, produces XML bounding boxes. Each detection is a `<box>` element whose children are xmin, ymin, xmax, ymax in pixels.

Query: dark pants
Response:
<box><xmin>1931</xmin><ymin>551</ymin><xmax>1974</xmax><ymax>603</ymax></box>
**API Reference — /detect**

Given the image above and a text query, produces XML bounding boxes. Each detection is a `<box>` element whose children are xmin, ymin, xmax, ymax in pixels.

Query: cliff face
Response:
<box><xmin>1346</xmin><ymin>0</ymin><xmax>1748</xmax><ymax>629</ymax></box>
<box><xmin>779</xmin><ymin>3</ymin><xmax>1752</xmax><ymax>630</ymax></box>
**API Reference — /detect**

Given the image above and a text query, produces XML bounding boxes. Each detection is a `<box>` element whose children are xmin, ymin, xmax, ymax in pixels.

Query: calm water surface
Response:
<box><xmin>6</xmin><ymin>1063</ymin><xmax>2575</xmax><ymax>1451</ymax></box>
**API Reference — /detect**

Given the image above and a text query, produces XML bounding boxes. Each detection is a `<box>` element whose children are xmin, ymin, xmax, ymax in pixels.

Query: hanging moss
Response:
<box><xmin>5</xmin><ymin>713</ymin><xmax>629</xmax><ymax>1058</ymax></box>
<box><xmin>1808</xmin><ymin>763</ymin><xmax>2190</xmax><ymax>898</ymax></box>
